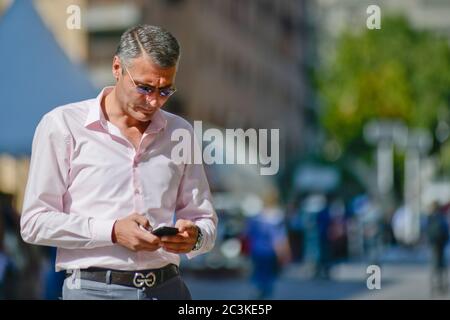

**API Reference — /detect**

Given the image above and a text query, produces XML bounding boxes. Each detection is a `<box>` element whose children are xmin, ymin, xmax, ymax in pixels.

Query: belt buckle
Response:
<box><xmin>133</xmin><ymin>272</ymin><xmax>156</xmax><ymax>288</ymax></box>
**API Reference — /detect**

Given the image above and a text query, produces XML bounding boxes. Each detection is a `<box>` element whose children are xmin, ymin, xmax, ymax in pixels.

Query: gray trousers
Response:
<box><xmin>62</xmin><ymin>274</ymin><xmax>192</xmax><ymax>300</ymax></box>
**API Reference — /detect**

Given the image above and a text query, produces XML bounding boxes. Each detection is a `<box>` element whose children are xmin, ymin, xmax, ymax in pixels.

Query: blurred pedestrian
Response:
<box><xmin>328</xmin><ymin>195</ymin><xmax>348</xmax><ymax>263</ymax></box>
<box><xmin>426</xmin><ymin>201</ymin><xmax>449</xmax><ymax>296</ymax></box>
<box><xmin>42</xmin><ymin>247</ymin><xmax>66</xmax><ymax>300</ymax></box>
<box><xmin>0</xmin><ymin>193</ymin><xmax>20</xmax><ymax>299</ymax></box>
<box><xmin>245</xmin><ymin>191</ymin><xmax>291</xmax><ymax>299</ymax></box>
<box><xmin>20</xmin><ymin>25</ymin><xmax>218</xmax><ymax>300</ymax></box>
<box><xmin>315</xmin><ymin>194</ymin><xmax>332</xmax><ymax>279</ymax></box>
<box><xmin>286</xmin><ymin>194</ymin><xmax>305</xmax><ymax>262</ymax></box>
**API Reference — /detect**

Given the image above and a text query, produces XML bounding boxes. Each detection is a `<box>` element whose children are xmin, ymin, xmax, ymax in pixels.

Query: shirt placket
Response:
<box><xmin>131</xmin><ymin>130</ymin><xmax>160</xmax><ymax>269</ymax></box>
<box><xmin>133</xmin><ymin>132</ymin><xmax>158</xmax><ymax>215</ymax></box>
<box><xmin>132</xmin><ymin>150</ymin><xmax>145</xmax><ymax>216</ymax></box>
<box><xmin>132</xmin><ymin>145</ymin><xmax>147</xmax><ymax>269</ymax></box>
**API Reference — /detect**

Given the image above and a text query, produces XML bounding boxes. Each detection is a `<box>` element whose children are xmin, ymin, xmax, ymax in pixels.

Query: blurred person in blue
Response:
<box><xmin>300</xmin><ymin>193</ymin><xmax>334</xmax><ymax>279</ymax></box>
<box><xmin>245</xmin><ymin>191</ymin><xmax>291</xmax><ymax>299</ymax></box>
<box><xmin>426</xmin><ymin>201</ymin><xmax>449</xmax><ymax>296</ymax></box>
<box><xmin>327</xmin><ymin>194</ymin><xmax>348</xmax><ymax>264</ymax></box>
<box><xmin>42</xmin><ymin>247</ymin><xmax>66</xmax><ymax>300</ymax></box>
<box><xmin>20</xmin><ymin>25</ymin><xmax>218</xmax><ymax>300</ymax></box>
<box><xmin>316</xmin><ymin>194</ymin><xmax>334</xmax><ymax>279</ymax></box>
<box><xmin>286</xmin><ymin>194</ymin><xmax>305</xmax><ymax>262</ymax></box>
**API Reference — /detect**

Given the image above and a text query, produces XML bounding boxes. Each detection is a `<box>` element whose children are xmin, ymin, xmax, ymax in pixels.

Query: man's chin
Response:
<box><xmin>134</xmin><ymin>107</ymin><xmax>156</xmax><ymax>118</ymax></box>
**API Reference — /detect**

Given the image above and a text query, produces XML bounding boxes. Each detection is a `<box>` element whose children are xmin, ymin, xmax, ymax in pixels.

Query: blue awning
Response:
<box><xmin>0</xmin><ymin>0</ymin><xmax>97</xmax><ymax>155</ymax></box>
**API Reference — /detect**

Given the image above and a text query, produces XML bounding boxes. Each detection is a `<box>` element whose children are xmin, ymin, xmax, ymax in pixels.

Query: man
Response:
<box><xmin>426</xmin><ymin>202</ymin><xmax>449</xmax><ymax>296</ymax></box>
<box><xmin>20</xmin><ymin>25</ymin><xmax>218</xmax><ymax>300</ymax></box>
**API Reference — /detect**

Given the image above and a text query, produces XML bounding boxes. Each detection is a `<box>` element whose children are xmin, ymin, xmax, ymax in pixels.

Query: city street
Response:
<box><xmin>2</xmin><ymin>0</ymin><xmax>450</xmax><ymax>303</ymax></box>
<box><xmin>183</xmin><ymin>246</ymin><xmax>450</xmax><ymax>300</ymax></box>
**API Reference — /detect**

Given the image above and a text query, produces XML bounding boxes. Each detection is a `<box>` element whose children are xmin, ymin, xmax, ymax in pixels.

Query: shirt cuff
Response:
<box><xmin>185</xmin><ymin>225</ymin><xmax>207</xmax><ymax>259</ymax></box>
<box><xmin>90</xmin><ymin>218</ymin><xmax>117</xmax><ymax>247</ymax></box>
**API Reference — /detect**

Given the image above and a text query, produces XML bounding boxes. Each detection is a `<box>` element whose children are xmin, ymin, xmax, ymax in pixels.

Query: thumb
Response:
<box><xmin>175</xmin><ymin>219</ymin><xmax>195</xmax><ymax>233</ymax></box>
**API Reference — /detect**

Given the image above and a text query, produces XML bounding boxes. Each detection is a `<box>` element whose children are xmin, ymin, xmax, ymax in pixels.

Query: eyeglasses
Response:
<box><xmin>124</xmin><ymin>67</ymin><xmax>177</xmax><ymax>98</ymax></box>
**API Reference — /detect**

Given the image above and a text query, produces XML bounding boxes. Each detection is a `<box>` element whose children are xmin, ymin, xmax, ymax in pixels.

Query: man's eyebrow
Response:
<box><xmin>134</xmin><ymin>80</ymin><xmax>155</xmax><ymax>87</ymax></box>
<box><xmin>135</xmin><ymin>80</ymin><xmax>173</xmax><ymax>89</ymax></box>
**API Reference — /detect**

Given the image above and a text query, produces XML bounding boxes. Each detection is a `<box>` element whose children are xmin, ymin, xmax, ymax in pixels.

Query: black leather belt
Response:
<box><xmin>66</xmin><ymin>264</ymin><xmax>179</xmax><ymax>289</ymax></box>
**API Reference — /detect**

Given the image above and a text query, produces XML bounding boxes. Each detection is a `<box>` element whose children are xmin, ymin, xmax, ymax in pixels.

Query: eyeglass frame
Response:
<box><xmin>123</xmin><ymin>66</ymin><xmax>177</xmax><ymax>98</ymax></box>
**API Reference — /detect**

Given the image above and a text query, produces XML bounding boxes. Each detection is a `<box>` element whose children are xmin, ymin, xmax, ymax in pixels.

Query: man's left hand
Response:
<box><xmin>160</xmin><ymin>219</ymin><xmax>198</xmax><ymax>254</ymax></box>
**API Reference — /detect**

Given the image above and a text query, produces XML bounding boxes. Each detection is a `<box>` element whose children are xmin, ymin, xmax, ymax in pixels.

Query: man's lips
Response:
<box><xmin>135</xmin><ymin>106</ymin><xmax>156</xmax><ymax>113</ymax></box>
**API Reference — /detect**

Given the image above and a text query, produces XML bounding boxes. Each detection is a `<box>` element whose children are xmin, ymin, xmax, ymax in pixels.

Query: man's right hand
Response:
<box><xmin>111</xmin><ymin>213</ymin><xmax>161</xmax><ymax>252</ymax></box>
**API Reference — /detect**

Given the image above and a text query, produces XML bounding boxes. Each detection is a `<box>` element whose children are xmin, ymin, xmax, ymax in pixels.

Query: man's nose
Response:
<box><xmin>145</xmin><ymin>94</ymin><xmax>161</xmax><ymax>108</ymax></box>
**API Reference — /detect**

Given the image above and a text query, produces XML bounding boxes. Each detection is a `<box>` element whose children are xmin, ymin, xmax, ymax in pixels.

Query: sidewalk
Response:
<box><xmin>183</xmin><ymin>246</ymin><xmax>450</xmax><ymax>300</ymax></box>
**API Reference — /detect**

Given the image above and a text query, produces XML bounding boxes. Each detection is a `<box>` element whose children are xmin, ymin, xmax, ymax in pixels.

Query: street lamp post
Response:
<box><xmin>364</xmin><ymin>120</ymin><xmax>432</xmax><ymax>245</ymax></box>
<box><xmin>363</xmin><ymin>120</ymin><xmax>406</xmax><ymax>258</ymax></box>
<box><xmin>397</xmin><ymin>128</ymin><xmax>432</xmax><ymax>244</ymax></box>
<box><xmin>364</xmin><ymin>119</ymin><xmax>406</xmax><ymax>201</ymax></box>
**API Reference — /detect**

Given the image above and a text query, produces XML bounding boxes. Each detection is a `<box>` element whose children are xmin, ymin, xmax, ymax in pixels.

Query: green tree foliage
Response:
<box><xmin>316</xmin><ymin>16</ymin><xmax>450</xmax><ymax>157</ymax></box>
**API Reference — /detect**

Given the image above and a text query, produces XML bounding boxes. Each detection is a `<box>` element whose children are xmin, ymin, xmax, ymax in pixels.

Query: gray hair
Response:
<box><xmin>115</xmin><ymin>24</ymin><xmax>180</xmax><ymax>69</ymax></box>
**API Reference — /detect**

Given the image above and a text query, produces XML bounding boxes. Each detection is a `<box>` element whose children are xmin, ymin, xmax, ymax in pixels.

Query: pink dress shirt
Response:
<box><xmin>20</xmin><ymin>87</ymin><xmax>218</xmax><ymax>271</ymax></box>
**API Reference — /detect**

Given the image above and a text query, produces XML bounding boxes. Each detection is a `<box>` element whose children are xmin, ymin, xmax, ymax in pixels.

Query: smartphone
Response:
<box><xmin>151</xmin><ymin>226</ymin><xmax>179</xmax><ymax>237</ymax></box>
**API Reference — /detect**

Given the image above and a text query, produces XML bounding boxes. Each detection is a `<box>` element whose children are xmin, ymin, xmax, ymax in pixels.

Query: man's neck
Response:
<box><xmin>103</xmin><ymin>87</ymin><xmax>150</xmax><ymax>133</ymax></box>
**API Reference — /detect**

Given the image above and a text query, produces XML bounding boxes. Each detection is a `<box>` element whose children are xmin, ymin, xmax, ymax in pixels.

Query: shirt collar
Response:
<box><xmin>84</xmin><ymin>86</ymin><xmax>168</xmax><ymax>133</ymax></box>
<box><xmin>145</xmin><ymin>108</ymin><xmax>168</xmax><ymax>134</ymax></box>
<box><xmin>84</xmin><ymin>86</ymin><xmax>112</xmax><ymax>128</ymax></box>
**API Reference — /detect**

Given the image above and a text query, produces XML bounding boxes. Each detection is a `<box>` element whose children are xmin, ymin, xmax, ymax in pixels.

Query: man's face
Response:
<box><xmin>113</xmin><ymin>55</ymin><xmax>177</xmax><ymax>122</ymax></box>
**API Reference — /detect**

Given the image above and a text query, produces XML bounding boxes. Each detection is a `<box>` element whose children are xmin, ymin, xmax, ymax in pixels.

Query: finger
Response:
<box><xmin>162</xmin><ymin>237</ymin><xmax>195</xmax><ymax>249</ymax></box>
<box><xmin>178</xmin><ymin>224</ymin><xmax>196</xmax><ymax>235</ymax></box>
<box><xmin>136</xmin><ymin>229</ymin><xmax>160</xmax><ymax>244</ymax></box>
<box><xmin>163</xmin><ymin>247</ymin><xmax>189</xmax><ymax>254</ymax></box>
<box><xmin>162</xmin><ymin>242</ymin><xmax>192</xmax><ymax>253</ymax></box>
<box><xmin>132</xmin><ymin>214</ymin><xmax>151</xmax><ymax>230</ymax></box>
<box><xmin>139</xmin><ymin>224</ymin><xmax>151</xmax><ymax>233</ymax></box>
<box><xmin>160</xmin><ymin>233</ymin><xmax>189</xmax><ymax>243</ymax></box>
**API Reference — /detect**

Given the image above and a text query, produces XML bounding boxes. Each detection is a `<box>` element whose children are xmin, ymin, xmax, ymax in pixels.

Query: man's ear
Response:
<box><xmin>112</xmin><ymin>56</ymin><xmax>121</xmax><ymax>80</ymax></box>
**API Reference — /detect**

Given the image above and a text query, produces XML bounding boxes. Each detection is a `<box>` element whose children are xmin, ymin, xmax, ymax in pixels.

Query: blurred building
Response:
<box><xmin>0</xmin><ymin>0</ymin><xmax>142</xmax><ymax>84</ymax></box>
<box><xmin>0</xmin><ymin>0</ymin><xmax>10</xmax><ymax>12</ymax></box>
<box><xmin>35</xmin><ymin>0</ymin><xmax>89</xmax><ymax>63</ymax></box>
<box><xmin>1</xmin><ymin>0</ymin><xmax>312</xmax><ymax>165</ymax></box>
<box><xmin>83</xmin><ymin>0</ymin><xmax>310</xmax><ymax>166</ymax></box>
<box><xmin>83</xmin><ymin>0</ymin><xmax>143</xmax><ymax>87</ymax></box>
<box><xmin>0</xmin><ymin>0</ymin><xmax>96</xmax><ymax>210</ymax></box>
<box><xmin>146</xmin><ymin>0</ymin><xmax>307</xmax><ymax>158</ymax></box>
<box><xmin>0</xmin><ymin>0</ymin><xmax>313</xmax><ymax>203</ymax></box>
